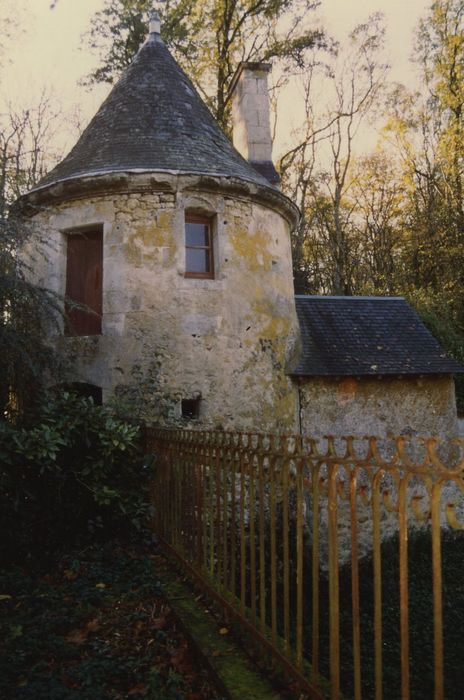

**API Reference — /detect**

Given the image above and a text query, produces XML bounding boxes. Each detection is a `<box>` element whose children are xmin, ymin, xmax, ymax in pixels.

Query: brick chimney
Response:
<box><xmin>230</xmin><ymin>62</ymin><xmax>280</xmax><ymax>186</ymax></box>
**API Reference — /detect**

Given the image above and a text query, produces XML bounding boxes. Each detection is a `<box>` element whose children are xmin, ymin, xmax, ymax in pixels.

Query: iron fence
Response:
<box><xmin>146</xmin><ymin>428</ymin><xmax>464</xmax><ymax>700</ymax></box>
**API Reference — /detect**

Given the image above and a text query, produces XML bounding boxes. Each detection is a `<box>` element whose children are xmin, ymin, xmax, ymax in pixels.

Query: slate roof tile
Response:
<box><xmin>291</xmin><ymin>296</ymin><xmax>464</xmax><ymax>376</ymax></box>
<box><xmin>249</xmin><ymin>161</ymin><xmax>280</xmax><ymax>185</ymax></box>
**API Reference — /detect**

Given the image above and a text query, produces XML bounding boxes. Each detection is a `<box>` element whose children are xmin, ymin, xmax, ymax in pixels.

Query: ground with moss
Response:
<box><xmin>0</xmin><ymin>541</ymin><xmax>224</xmax><ymax>700</ymax></box>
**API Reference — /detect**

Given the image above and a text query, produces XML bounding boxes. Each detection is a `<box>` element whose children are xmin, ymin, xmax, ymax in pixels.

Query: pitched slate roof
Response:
<box><xmin>291</xmin><ymin>296</ymin><xmax>464</xmax><ymax>377</ymax></box>
<box><xmin>33</xmin><ymin>34</ymin><xmax>273</xmax><ymax>192</ymax></box>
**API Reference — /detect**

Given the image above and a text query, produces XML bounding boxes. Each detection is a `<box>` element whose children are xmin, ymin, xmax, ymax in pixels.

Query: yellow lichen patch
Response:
<box><xmin>252</xmin><ymin>298</ymin><xmax>291</xmax><ymax>339</ymax></box>
<box><xmin>134</xmin><ymin>214</ymin><xmax>174</xmax><ymax>247</ymax></box>
<box><xmin>155</xmin><ymin>210</ymin><xmax>175</xmax><ymax>235</ymax></box>
<box><xmin>124</xmin><ymin>215</ymin><xmax>177</xmax><ymax>266</ymax></box>
<box><xmin>267</xmin><ymin>387</ymin><xmax>297</xmax><ymax>430</ymax></box>
<box><xmin>242</xmin><ymin>370</ymin><xmax>296</xmax><ymax>430</ymax></box>
<box><xmin>228</xmin><ymin>226</ymin><xmax>273</xmax><ymax>273</ymax></box>
<box><xmin>123</xmin><ymin>238</ymin><xmax>143</xmax><ymax>266</ymax></box>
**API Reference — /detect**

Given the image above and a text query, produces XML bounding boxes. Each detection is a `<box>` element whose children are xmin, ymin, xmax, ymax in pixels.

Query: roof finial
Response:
<box><xmin>149</xmin><ymin>10</ymin><xmax>161</xmax><ymax>36</ymax></box>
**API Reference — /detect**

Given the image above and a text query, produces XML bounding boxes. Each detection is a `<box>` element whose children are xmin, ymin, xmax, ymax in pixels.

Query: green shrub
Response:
<box><xmin>0</xmin><ymin>391</ymin><xmax>153</xmax><ymax>563</ymax></box>
<box><xmin>408</xmin><ymin>288</ymin><xmax>464</xmax><ymax>414</ymax></box>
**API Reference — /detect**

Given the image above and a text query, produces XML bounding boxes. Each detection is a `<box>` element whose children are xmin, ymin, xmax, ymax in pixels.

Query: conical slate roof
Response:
<box><xmin>34</xmin><ymin>33</ymin><xmax>273</xmax><ymax>192</ymax></box>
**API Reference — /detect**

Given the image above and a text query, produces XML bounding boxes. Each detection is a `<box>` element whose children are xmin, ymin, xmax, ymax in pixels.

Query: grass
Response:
<box><xmin>0</xmin><ymin>540</ymin><xmax>223</xmax><ymax>700</ymax></box>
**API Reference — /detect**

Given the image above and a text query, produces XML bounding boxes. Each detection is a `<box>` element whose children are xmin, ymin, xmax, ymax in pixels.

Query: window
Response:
<box><xmin>65</xmin><ymin>228</ymin><xmax>103</xmax><ymax>336</ymax></box>
<box><xmin>181</xmin><ymin>398</ymin><xmax>201</xmax><ymax>419</ymax></box>
<box><xmin>185</xmin><ymin>215</ymin><xmax>214</xmax><ymax>278</ymax></box>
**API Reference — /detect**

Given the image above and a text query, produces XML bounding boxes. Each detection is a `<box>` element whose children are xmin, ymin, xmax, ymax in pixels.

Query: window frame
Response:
<box><xmin>184</xmin><ymin>214</ymin><xmax>214</xmax><ymax>279</ymax></box>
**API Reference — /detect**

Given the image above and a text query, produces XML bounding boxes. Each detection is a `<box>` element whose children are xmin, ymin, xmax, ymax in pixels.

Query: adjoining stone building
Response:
<box><xmin>19</xmin><ymin>14</ymin><xmax>463</xmax><ymax>438</ymax></box>
<box><xmin>291</xmin><ymin>296</ymin><xmax>463</xmax><ymax>439</ymax></box>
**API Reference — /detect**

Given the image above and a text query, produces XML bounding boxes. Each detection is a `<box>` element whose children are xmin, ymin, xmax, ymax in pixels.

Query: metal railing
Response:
<box><xmin>147</xmin><ymin>428</ymin><xmax>464</xmax><ymax>700</ymax></box>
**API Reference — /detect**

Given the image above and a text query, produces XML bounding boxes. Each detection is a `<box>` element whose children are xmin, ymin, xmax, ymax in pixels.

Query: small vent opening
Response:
<box><xmin>61</xmin><ymin>382</ymin><xmax>103</xmax><ymax>405</ymax></box>
<box><xmin>181</xmin><ymin>398</ymin><xmax>200</xmax><ymax>419</ymax></box>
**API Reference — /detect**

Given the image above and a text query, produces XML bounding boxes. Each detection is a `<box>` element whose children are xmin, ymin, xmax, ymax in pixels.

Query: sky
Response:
<box><xmin>0</xmin><ymin>0</ymin><xmax>430</xmax><ymax>154</ymax></box>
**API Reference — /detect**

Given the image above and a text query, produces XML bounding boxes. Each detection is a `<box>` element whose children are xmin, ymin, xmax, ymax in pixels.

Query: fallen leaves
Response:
<box><xmin>1</xmin><ymin>542</ymin><xmax>222</xmax><ymax>699</ymax></box>
<box><xmin>63</xmin><ymin>569</ymin><xmax>78</xmax><ymax>581</ymax></box>
<box><xmin>66</xmin><ymin>617</ymin><xmax>101</xmax><ymax>644</ymax></box>
<box><xmin>170</xmin><ymin>642</ymin><xmax>190</xmax><ymax>671</ymax></box>
<box><xmin>61</xmin><ymin>674</ymin><xmax>81</xmax><ymax>690</ymax></box>
<box><xmin>152</xmin><ymin>614</ymin><xmax>169</xmax><ymax>630</ymax></box>
<box><xmin>127</xmin><ymin>682</ymin><xmax>149</xmax><ymax>695</ymax></box>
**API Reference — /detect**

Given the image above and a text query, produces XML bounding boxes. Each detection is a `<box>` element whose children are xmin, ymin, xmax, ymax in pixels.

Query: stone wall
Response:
<box><xmin>29</xmin><ymin>173</ymin><xmax>300</xmax><ymax>432</ymax></box>
<box><xmin>293</xmin><ymin>373</ymin><xmax>460</xmax><ymax>566</ymax></box>
<box><xmin>298</xmin><ymin>375</ymin><xmax>459</xmax><ymax>440</ymax></box>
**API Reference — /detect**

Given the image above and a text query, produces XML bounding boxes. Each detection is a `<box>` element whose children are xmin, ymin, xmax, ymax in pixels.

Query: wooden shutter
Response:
<box><xmin>65</xmin><ymin>229</ymin><xmax>103</xmax><ymax>336</ymax></box>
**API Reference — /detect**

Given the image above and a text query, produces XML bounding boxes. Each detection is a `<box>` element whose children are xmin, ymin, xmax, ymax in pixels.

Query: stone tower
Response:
<box><xmin>20</xmin><ymin>14</ymin><xmax>300</xmax><ymax>431</ymax></box>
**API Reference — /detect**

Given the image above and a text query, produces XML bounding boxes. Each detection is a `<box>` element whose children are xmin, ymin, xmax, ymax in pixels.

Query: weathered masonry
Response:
<box><xmin>19</xmin><ymin>13</ymin><xmax>464</xmax><ymax>438</ymax></box>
